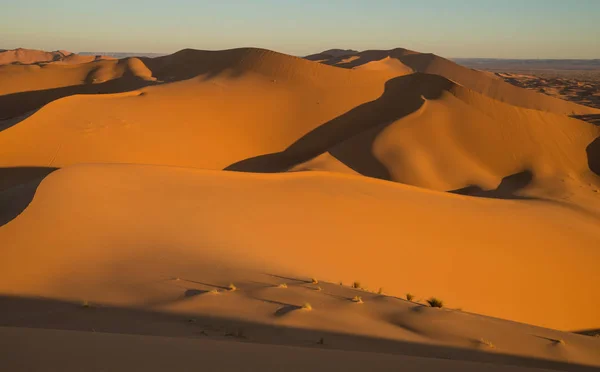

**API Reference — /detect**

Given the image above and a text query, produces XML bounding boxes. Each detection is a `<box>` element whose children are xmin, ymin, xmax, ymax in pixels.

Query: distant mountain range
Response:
<box><xmin>78</xmin><ymin>52</ymin><xmax>168</xmax><ymax>58</ymax></box>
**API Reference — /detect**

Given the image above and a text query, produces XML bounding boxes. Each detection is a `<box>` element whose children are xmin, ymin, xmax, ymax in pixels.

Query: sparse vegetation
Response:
<box><xmin>426</xmin><ymin>297</ymin><xmax>443</xmax><ymax>308</ymax></box>
<box><xmin>81</xmin><ymin>300</ymin><xmax>91</xmax><ymax>308</ymax></box>
<box><xmin>479</xmin><ymin>338</ymin><xmax>495</xmax><ymax>348</ymax></box>
<box><xmin>315</xmin><ymin>286</ymin><xmax>322</xmax><ymax>291</ymax></box>
<box><xmin>311</xmin><ymin>278</ymin><xmax>319</xmax><ymax>285</ymax></box>
<box><xmin>352</xmin><ymin>295</ymin><xmax>364</xmax><ymax>304</ymax></box>
<box><xmin>227</xmin><ymin>283</ymin><xmax>237</xmax><ymax>291</ymax></box>
<box><xmin>277</xmin><ymin>283</ymin><xmax>288</xmax><ymax>288</ymax></box>
<box><xmin>352</xmin><ymin>281</ymin><xmax>361</xmax><ymax>289</ymax></box>
<box><xmin>377</xmin><ymin>287</ymin><xmax>384</xmax><ymax>295</ymax></box>
<box><xmin>551</xmin><ymin>338</ymin><xmax>566</xmax><ymax>345</ymax></box>
<box><xmin>302</xmin><ymin>302</ymin><xmax>313</xmax><ymax>311</ymax></box>
<box><xmin>209</xmin><ymin>289</ymin><xmax>220</xmax><ymax>294</ymax></box>
<box><xmin>406</xmin><ymin>293</ymin><xmax>414</xmax><ymax>301</ymax></box>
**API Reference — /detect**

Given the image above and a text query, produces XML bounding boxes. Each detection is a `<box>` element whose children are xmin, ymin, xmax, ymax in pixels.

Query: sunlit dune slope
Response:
<box><xmin>0</xmin><ymin>48</ymin><xmax>401</xmax><ymax>169</ymax></box>
<box><xmin>2</xmin><ymin>58</ymin><xmax>597</xmax><ymax>200</ymax></box>
<box><xmin>310</xmin><ymin>48</ymin><xmax>598</xmax><ymax>115</ymax></box>
<box><xmin>1</xmin><ymin>164</ymin><xmax>599</xmax><ymax>334</ymax></box>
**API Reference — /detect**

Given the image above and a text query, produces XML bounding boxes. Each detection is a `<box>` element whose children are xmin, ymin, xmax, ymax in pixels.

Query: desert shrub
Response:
<box><xmin>426</xmin><ymin>297</ymin><xmax>443</xmax><ymax>308</ymax></box>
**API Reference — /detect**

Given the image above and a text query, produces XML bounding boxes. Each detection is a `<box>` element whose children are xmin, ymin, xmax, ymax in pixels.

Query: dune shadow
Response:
<box><xmin>0</xmin><ymin>109</ymin><xmax>40</xmax><ymax>133</ymax></box>
<box><xmin>449</xmin><ymin>170</ymin><xmax>535</xmax><ymax>200</ymax></box>
<box><xmin>184</xmin><ymin>289</ymin><xmax>210</xmax><ymax>298</ymax></box>
<box><xmin>0</xmin><ymin>78</ymin><xmax>158</xmax><ymax>122</ymax></box>
<box><xmin>586</xmin><ymin>137</ymin><xmax>600</xmax><ymax>177</ymax></box>
<box><xmin>274</xmin><ymin>304</ymin><xmax>302</xmax><ymax>317</ymax></box>
<box><xmin>0</xmin><ymin>167</ymin><xmax>58</xmax><ymax>227</ymax></box>
<box><xmin>180</xmin><ymin>280</ymin><xmax>230</xmax><ymax>291</ymax></box>
<box><xmin>572</xmin><ymin>114</ymin><xmax>600</xmax><ymax>126</ymax></box>
<box><xmin>0</xmin><ymin>295</ymin><xmax>596</xmax><ymax>371</ymax></box>
<box><xmin>266</xmin><ymin>274</ymin><xmax>310</xmax><ymax>284</ymax></box>
<box><xmin>573</xmin><ymin>328</ymin><xmax>600</xmax><ymax>337</ymax></box>
<box><xmin>225</xmin><ymin>73</ymin><xmax>453</xmax><ymax>181</ymax></box>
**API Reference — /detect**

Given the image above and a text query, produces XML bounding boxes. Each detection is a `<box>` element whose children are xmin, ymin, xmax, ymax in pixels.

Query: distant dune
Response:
<box><xmin>0</xmin><ymin>48</ymin><xmax>114</xmax><ymax>66</ymax></box>
<box><xmin>1</xmin><ymin>46</ymin><xmax>599</xmax><ymax>371</ymax></box>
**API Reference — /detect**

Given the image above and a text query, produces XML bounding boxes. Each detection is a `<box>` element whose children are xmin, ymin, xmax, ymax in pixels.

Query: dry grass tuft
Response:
<box><xmin>377</xmin><ymin>287</ymin><xmax>384</xmax><ymax>295</ymax></box>
<box><xmin>406</xmin><ymin>293</ymin><xmax>414</xmax><ymax>301</ymax></box>
<box><xmin>479</xmin><ymin>338</ymin><xmax>495</xmax><ymax>348</ymax></box>
<box><xmin>311</xmin><ymin>278</ymin><xmax>319</xmax><ymax>285</ymax></box>
<box><xmin>209</xmin><ymin>289</ymin><xmax>220</xmax><ymax>294</ymax></box>
<box><xmin>315</xmin><ymin>286</ymin><xmax>322</xmax><ymax>291</ymax></box>
<box><xmin>302</xmin><ymin>302</ymin><xmax>313</xmax><ymax>311</ymax></box>
<box><xmin>352</xmin><ymin>281</ymin><xmax>361</xmax><ymax>289</ymax></box>
<box><xmin>352</xmin><ymin>295</ymin><xmax>364</xmax><ymax>304</ymax></box>
<box><xmin>81</xmin><ymin>300</ymin><xmax>91</xmax><ymax>308</ymax></box>
<box><xmin>277</xmin><ymin>283</ymin><xmax>288</xmax><ymax>288</ymax></box>
<box><xmin>227</xmin><ymin>283</ymin><xmax>237</xmax><ymax>292</ymax></box>
<box><xmin>426</xmin><ymin>297</ymin><xmax>443</xmax><ymax>308</ymax></box>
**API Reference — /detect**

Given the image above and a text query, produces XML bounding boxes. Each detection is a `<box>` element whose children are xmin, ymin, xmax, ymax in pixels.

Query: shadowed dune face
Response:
<box><xmin>0</xmin><ymin>167</ymin><xmax>57</xmax><ymax>226</ymax></box>
<box><xmin>226</xmin><ymin>73</ymin><xmax>452</xmax><ymax>176</ymax></box>
<box><xmin>587</xmin><ymin>137</ymin><xmax>600</xmax><ymax>176</ymax></box>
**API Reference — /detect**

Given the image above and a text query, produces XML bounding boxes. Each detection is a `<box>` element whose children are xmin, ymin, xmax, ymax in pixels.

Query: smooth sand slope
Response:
<box><xmin>0</xmin><ymin>164</ymin><xmax>599</xmax><ymax>370</ymax></box>
<box><xmin>1</xmin><ymin>47</ymin><xmax>599</xmax><ymax>370</ymax></box>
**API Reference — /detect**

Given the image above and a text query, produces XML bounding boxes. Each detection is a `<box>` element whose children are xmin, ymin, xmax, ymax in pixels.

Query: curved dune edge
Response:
<box><xmin>1</xmin><ymin>164</ymin><xmax>599</xmax><ymax>328</ymax></box>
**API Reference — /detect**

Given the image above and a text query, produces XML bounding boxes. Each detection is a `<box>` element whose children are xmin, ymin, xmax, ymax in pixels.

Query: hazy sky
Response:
<box><xmin>1</xmin><ymin>0</ymin><xmax>599</xmax><ymax>59</ymax></box>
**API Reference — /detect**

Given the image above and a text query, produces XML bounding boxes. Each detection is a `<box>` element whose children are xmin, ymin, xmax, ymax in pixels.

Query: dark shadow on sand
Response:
<box><xmin>586</xmin><ymin>137</ymin><xmax>600</xmax><ymax>177</ymax></box>
<box><xmin>449</xmin><ymin>170</ymin><xmax>534</xmax><ymax>200</ymax></box>
<box><xmin>0</xmin><ymin>167</ymin><xmax>58</xmax><ymax>227</ymax></box>
<box><xmin>225</xmin><ymin>73</ymin><xmax>453</xmax><ymax>181</ymax></box>
<box><xmin>0</xmin><ymin>295</ymin><xmax>596</xmax><ymax>371</ymax></box>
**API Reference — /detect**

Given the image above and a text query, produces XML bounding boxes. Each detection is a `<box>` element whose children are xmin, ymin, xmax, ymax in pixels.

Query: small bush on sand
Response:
<box><xmin>81</xmin><ymin>300</ymin><xmax>91</xmax><ymax>308</ymax></box>
<box><xmin>227</xmin><ymin>283</ymin><xmax>237</xmax><ymax>291</ymax></box>
<box><xmin>311</xmin><ymin>278</ymin><xmax>319</xmax><ymax>285</ymax></box>
<box><xmin>352</xmin><ymin>295</ymin><xmax>364</xmax><ymax>304</ymax></box>
<box><xmin>209</xmin><ymin>289</ymin><xmax>220</xmax><ymax>294</ymax></box>
<box><xmin>377</xmin><ymin>288</ymin><xmax>384</xmax><ymax>295</ymax></box>
<box><xmin>406</xmin><ymin>293</ymin><xmax>414</xmax><ymax>301</ymax></box>
<box><xmin>352</xmin><ymin>281</ymin><xmax>361</xmax><ymax>289</ymax></box>
<box><xmin>315</xmin><ymin>286</ymin><xmax>322</xmax><ymax>291</ymax></box>
<box><xmin>426</xmin><ymin>297</ymin><xmax>443</xmax><ymax>308</ymax></box>
<box><xmin>277</xmin><ymin>283</ymin><xmax>288</xmax><ymax>288</ymax></box>
<box><xmin>302</xmin><ymin>302</ymin><xmax>313</xmax><ymax>311</ymax></box>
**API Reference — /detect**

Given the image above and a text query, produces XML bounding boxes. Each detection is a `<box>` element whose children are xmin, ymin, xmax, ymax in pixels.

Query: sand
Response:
<box><xmin>0</xmin><ymin>47</ymin><xmax>599</xmax><ymax>371</ymax></box>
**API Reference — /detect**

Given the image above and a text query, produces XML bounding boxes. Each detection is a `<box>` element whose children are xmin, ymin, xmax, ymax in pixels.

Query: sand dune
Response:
<box><xmin>0</xmin><ymin>48</ymin><xmax>113</xmax><ymax>66</ymax></box>
<box><xmin>311</xmin><ymin>48</ymin><xmax>598</xmax><ymax>115</ymax></box>
<box><xmin>1</xmin><ymin>46</ymin><xmax>599</xmax><ymax>370</ymax></box>
<box><xmin>0</xmin><ymin>164</ymin><xmax>599</xmax><ymax>369</ymax></box>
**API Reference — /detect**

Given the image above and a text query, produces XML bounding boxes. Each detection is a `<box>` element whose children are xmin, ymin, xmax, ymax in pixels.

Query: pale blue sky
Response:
<box><xmin>1</xmin><ymin>0</ymin><xmax>598</xmax><ymax>58</ymax></box>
